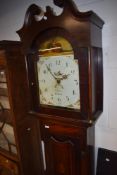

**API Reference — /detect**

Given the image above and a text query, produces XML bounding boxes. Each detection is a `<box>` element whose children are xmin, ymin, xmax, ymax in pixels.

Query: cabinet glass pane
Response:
<box><xmin>0</xmin><ymin>70</ymin><xmax>6</xmax><ymax>82</ymax></box>
<box><xmin>0</xmin><ymin>69</ymin><xmax>17</xmax><ymax>155</ymax></box>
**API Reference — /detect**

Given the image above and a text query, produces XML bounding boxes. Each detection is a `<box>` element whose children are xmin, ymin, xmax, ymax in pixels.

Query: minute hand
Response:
<box><xmin>46</xmin><ymin>65</ymin><xmax>64</xmax><ymax>89</ymax></box>
<box><xmin>46</xmin><ymin>64</ymin><xmax>57</xmax><ymax>80</ymax></box>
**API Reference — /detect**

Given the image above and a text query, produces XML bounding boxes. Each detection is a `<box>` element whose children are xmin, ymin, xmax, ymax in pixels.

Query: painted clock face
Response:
<box><xmin>37</xmin><ymin>36</ymin><xmax>80</xmax><ymax>110</ymax></box>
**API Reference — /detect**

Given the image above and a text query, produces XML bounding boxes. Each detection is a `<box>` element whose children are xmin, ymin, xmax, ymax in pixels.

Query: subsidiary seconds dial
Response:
<box><xmin>37</xmin><ymin>54</ymin><xmax>80</xmax><ymax>110</ymax></box>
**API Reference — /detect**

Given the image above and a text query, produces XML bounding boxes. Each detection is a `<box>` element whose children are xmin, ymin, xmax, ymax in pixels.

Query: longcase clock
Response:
<box><xmin>17</xmin><ymin>0</ymin><xmax>104</xmax><ymax>175</ymax></box>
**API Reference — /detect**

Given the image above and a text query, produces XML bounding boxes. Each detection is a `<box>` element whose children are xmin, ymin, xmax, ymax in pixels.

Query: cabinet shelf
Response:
<box><xmin>0</xmin><ymin>81</ymin><xmax>7</xmax><ymax>84</ymax></box>
<box><xmin>0</xmin><ymin>80</ymin><xmax>6</xmax><ymax>84</ymax></box>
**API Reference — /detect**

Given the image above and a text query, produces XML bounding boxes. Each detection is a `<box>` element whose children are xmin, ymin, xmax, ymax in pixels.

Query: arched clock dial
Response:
<box><xmin>37</xmin><ymin>36</ymin><xmax>80</xmax><ymax>110</ymax></box>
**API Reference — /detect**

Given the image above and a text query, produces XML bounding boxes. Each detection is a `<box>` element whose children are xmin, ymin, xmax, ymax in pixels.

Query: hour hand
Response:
<box><xmin>61</xmin><ymin>74</ymin><xmax>70</xmax><ymax>80</ymax></box>
<box><xmin>54</xmin><ymin>71</ymin><xmax>70</xmax><ymax>80</ymax></box>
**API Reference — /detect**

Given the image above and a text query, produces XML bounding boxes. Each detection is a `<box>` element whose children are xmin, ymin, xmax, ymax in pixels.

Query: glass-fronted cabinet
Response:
<box><xmin>0</xmin><ymin>41</ymin><xmax>21</xmax><ymax>175</ymax></box>
<box><xmin>0</xmin><ymin>68</ymin><xmax>17</xmax><ymax>155</ymax></box>
<box><xmin>0</xmin><ymin>40</ymin><xmax>39</xmax><ymax>175</ymax></box>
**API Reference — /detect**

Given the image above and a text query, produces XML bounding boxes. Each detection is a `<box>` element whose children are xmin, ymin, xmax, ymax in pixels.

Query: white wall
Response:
<box><xmin>0</xmin><ymin>0</ymin><xmax>117</xmax><ymax>152</ymax></box>
<box><xmin>79</xmin><ymin>0</ymin><xmax>117</xmax><ymax>152</ymax></box>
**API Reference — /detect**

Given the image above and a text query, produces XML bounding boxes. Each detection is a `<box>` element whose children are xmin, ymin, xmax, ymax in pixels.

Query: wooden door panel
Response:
<box><xmin>18</xmin><ymin>117</ymin><xmax>43</xmax><ymax>175</ymax></box>
<box><xmin>44</xmin><ymin>136</ymin><xmax>80</xmax><ymax>175</ymax></box>
<box><xmin>40</xmin><ymin>121</ymin><xmax>87</xmax><ymax>175</ymax></box>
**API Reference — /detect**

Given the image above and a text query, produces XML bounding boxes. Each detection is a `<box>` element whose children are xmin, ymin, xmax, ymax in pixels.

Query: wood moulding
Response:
<box><xmin>17</xmin><ymin>0</ymin><xmax>104</xmax><ymax>52</ymax></box>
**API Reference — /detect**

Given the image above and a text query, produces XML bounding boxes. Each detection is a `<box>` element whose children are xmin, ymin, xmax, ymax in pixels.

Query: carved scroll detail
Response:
<box><xmin>23</xmin><ymin>4</ymin><xmax>44</xmax><ymax>26</ymax></box>
<box><xmin>16</xmin><ymin>0</ymin><xmax>104</xmax><ymax>52</ymax></box>
<box><xmin>20</xmin><ymin>0</ymin><xmax>80</xmax><ymax>28</ymax></box>
<box><xmin>53</xmin><ymin>0</ymin><xmax>79</xmax><ymax>15</ymax></box>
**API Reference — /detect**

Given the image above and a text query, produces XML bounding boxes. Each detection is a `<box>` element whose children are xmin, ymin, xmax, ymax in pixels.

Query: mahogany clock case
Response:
<box><xmin>17</xmin><ymin>0</ymin><xmax>104</xmax><ymax>122</ymax></box>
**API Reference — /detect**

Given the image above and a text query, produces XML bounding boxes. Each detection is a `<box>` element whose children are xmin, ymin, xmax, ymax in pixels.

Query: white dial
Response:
<box><xmin>37</xmin><ymin>54</ymin><xmax>80</xmax><ymax>110</ymax></box>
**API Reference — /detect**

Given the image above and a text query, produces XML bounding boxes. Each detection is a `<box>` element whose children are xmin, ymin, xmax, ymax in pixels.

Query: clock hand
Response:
<box><xmin>46</xmin><ymin>66</ymin><xmax>68</xmax><ymax>89</ymax></box>
<box><xmin>55</xmin><ymin>82</ymin><xmax>64</xmax><ymax>89</ymax></box>
<box><xmin>61</xmin><ymin>74</ymin><xmax>70</xmax><ymax>80</ymax></box>
<box><xmin>46</xmin><ymin>64</ymin><xmax>62</xmax><ymax>89</ymax></box>
<box><xmin>53</xmin><ymin>72</ymin><xmax>70</xmax><ymax>81</ymax></box>
<box><xmin>46</xmin><ymin>65</ymin><xmax>63</xmax><ymax>85</ymax></box>
<box><xmin>54</xmin><ymin>74</ymin><xmax>69</xmax><ymax>89</ymax></box>
<box><xmin>46</xmin><ymin>64</ymin><xmax>57</xmax><ymax>80</ymax></box>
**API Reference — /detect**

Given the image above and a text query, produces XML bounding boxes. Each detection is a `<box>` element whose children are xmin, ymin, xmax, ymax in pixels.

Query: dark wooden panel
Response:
<box><xmin>97</xmin><ymin>148</ymin><xmax>117</xmax><ymax>175</ymax></box>
<box><xmin>18</xmin><ymin>117</ymin><xmax>44</xmax><ymax>175</ymax></box>
<box><xmin>90</xmin><ymin>47</ymin><xmax>103</xmax><ymax>119</ymax></box>
<box><xmin>44</xmin><ymin>136</ymin><xmax>80</xmax><ymax>175</ymax></box>
<box><xmin>40</xmin><ymin>120</ymin><xmax>91</xmax><ymax>175</ymax></box>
